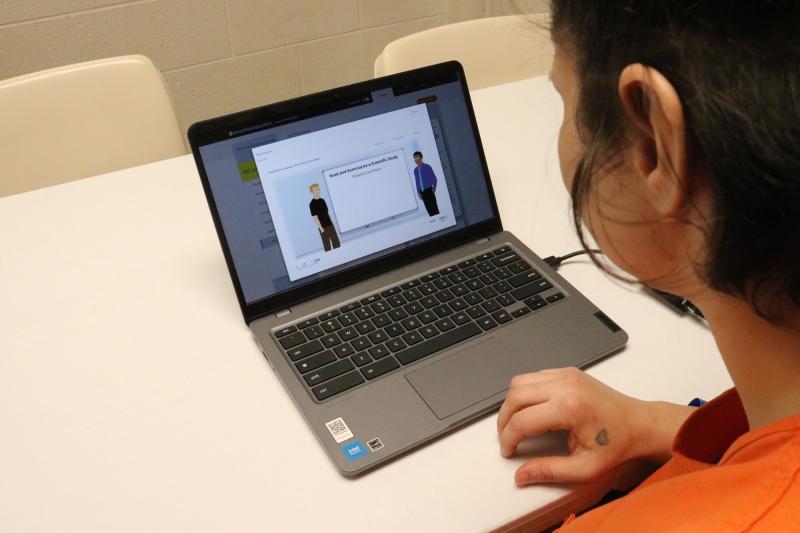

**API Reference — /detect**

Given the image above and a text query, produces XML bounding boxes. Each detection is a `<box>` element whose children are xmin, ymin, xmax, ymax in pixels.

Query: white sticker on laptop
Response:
<box><xmin>325</xmin><ymin>417</ymin><xmax>354</xmax><ymax>443</ymax></box>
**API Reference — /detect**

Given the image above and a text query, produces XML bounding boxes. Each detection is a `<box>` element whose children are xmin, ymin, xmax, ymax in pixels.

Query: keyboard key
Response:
<box><xmin>402</xmin><ymin>331</ymin><xmax>424</xmax><ymax>345</ymax></box>
<box><xmin>386</xmin><ymin>294</ymin><xmax>406</xmax><ymax>307</ymax></box>
<box><xmin>493</xmin><ymin>246</ymin><xmax>512</xmax><ymax>255</ymax></box>
<box><xmin>321</xmin><ymin>319</ymin><xmax>342</xmax><ymax>333</ymax></box>
<box><xmin>404</xmin><ymin>301</ymin><xmax>424</xmax><ymax>315</ymax></box>
<box><xmin>439</xmin><ymin>265</ymin><xmax>458</xmax><ymax>275</ymax></box>
<box><xmin>340</xmin><ymin>302</ymin><xmax>361</xmax><ymax>313</ymax></box>
<box><xmin>420</xmin><ymin>324</ymin><xmax>439</xmax><ymax>339</ymax></box>
<box><xmin>492</xmin><ymin>310</ymin><xmax>513</xmax><ymax>324</ymax></box>
<box><xmin>465</xmin><ymin>279</ymin><xmax>484</xmax><ymax>291</ymax></box>
<box><xmin>493</xmin><ymin>280</ymin><xmax>513</xmax><ymax>293</ymax></box>
<box><xmin>338</xmin><ymin>313</ymin><xmax>358</xmax><ymax>327</ymax></box>
<box><xmin>386</xmin><ymin>338</ymin><xmax>407</xmax><ymax>352</ymax></box>
<box><xmin>525</xmin><ymin>296</ymin><xmax>549</xmax><ymax>310</ymax></box>
<box><xmin>508</xmin><ymin>260</ymin><xmax>532</xmax><ymax>274</ymax></box>
<box><xmin>368</xmin><ymin>344</ymin><xmax>390</xmax><ymax>359</ymax></box>
<box><xmin>334</xmin><ymin>343</ymin><xmax>356</xmax><ymax>358</ymax></box>
<box><xmin>356</xmin><ymin>321</ymin><xmax>376</xmax><ymax>334</ymax></box>
<box><xmin>512</xmin><ymin>279</ymin><xmax>553</xmax><ymax>300</ymax></box>
<box><xmin>547</xmin><ymin>292</ymin><xmax>565</xmax><ymax>303</ymax></box>
<box><xmin>296</xmin><ymin>350</ymin><xmax>336</xmax><ymax>373</ymax></box>
<box><xmin>319</xmin><ymin>310</ymin><xmax>340</xmax><ymax>320</ymax></box>
<box><xmin>304</xmin><ymin>359</ymin><xmax>355</xmax><ymax>386</ymax></box>
<box><xmin>451</xmin><ymin>284</ymin><xmax>469</xmax><ymax>297</ymax></box>
<box><xmin>401</xmin><ymin>317</ymin><xmax>422</xmax><ymax>330</ymax></box>
<box><xmin>354</xmin><ymin>307</ymin><xmax>375</xmax><ymax>320</ymax></box>
<box><xmin>494</xmin><ymin>267</ymin><xmax>512</xmax><ymax>280</ymax></box>
<box><xmin>388</xmin><ymin>308</ymin><xmax>409</xmax><ymax>321</ymax></box>
<box><xmin>496</xmin><ymin>294</ymin><xmax>516</xmax><ymax>307</ymax></box>
<box><xmin>339</xmin><ymin>326</ymin><xmax>358</xmax><ymax>341</ymax></box>
<box><xmin>312</xmin><ymin>371</ymin><xmax>365</xmax><ymax>401</ymax></box>
<box><xmin>479</xmin><ymin>287</ymin><xmax>499</xmax><ymax>299</ymax></box>
<box><xmin>351</xmin><ymin>336</ymin><xmax>372</xmax><ymax>351</ymax></box>
<box><xmin>298</xmin><ymin>318</ymin><xmax>319</xmax><ymax>329</ymax></box>
<box><xmin>435</xmin><ymin>317</ymin><xmax>455</xmax><ymax>331</ymax></box>
<box><xmin>476</xmin><ymin>252</ymin><xmax>495</xmax><ymax>262</ymax></box>
<box><xmin>464</xmin><ymin>266</ymin><xmax>482</xmax><ymax>278</ymax></box>
<box><xmin>448</xmin><ymin>272</ymin><xmax>467</xmax><ymax>284</ymax></box>
<box><xmin>279</xmin><ymin>331</ymin><xmax>307</xmax><ymax>350</ymax></box>
<box><xmin>467</xmin><ymin>305</ymin><xmax>487</xmax><ymax>319</ymax></box>
<box><xmin>362</xmin><ymin>357</ymin><xmax>400</xmax><ymax>380</ymax></box>
<box><xmin>511</xmin><ymin>307</ymin><xmax>531</xmax><ymax>318</ymax></box>
<box><xmin>371</xmin><ymin>301</ymin><xmax>390</xmax><ymax>314</ymax></box>
<box><xmin>432</xmin><ymin>277</ymin><xmax>452</xmax><ymax>290</ymax></box>
<box><xmin>479</xmin><ymin>272</ymin><xmax>499</xmax><ymax>285</ymax></box>
<box><xmin>420</xmin><ymin>296</ymin><xmax>438</xmax><ymax>309</ymax></box>
<box><xmin>321</xmin><ymin>334</ymin><xmax>342</xmax><ymax>348</ymax></box>
<box><xmin>417</xmin><ymin>311</ymin><xmax>437</xmax><ymax>324</ymax></box>
<box><xmin>477</xmin><ymin>316</ymin><xmax>499</xmax><ymax>331</ymax></box>
<box><xmin>371</xmin><ymin>314</ymin><xmax>391</xmax><ymax>328</ymax></box>
<box><xmin>482</xmin><ymin>300</ymin><xmax>501</xmax><ymax>313</ymax></box>
<box><xmin>395</xmin><ymin>322</ymin><xmax>482</xmax><ymax>365</ymax></box>
<box><xmin>457</xmin><ymin>259</ymin><xmax>476</xmax><ymax>268</ymax></box>
<box><xmin>381</xmin><ymin>287</ymin><xmax>401</xmax><ymax>297</ymax></box>
<box><xmin>286</xmin><ymin>340</ymin><xmax>324</xmax><ymax>361</ymax></box>
<box><xmin>452</xmin><ymin>311</ymin><xmax>471</xmax><ymax>325</ymax></box>
<box><xmin>478</xmin><ymin>261</ymin><xmax>497</xmax><ymax>272</ymax></box>
<box><xmin>304</xmin><ymin>324</ymin><xmax>325</xmax><ymax>339</ymax></box>
<box><xmin>435</xmin><ymin>288</ymin><xmax>455</xmax><ymax>302</ymax></box>
<box><xmin>419</xmin><ymin>283</ymin><xmax>436</xmax><ymax>296</ymax></box>
<box><xmin>361</xmin><ymin>294</ymin><xmax>381</xmax><ymax>305</ymax></box>
<box><xmin>351</xmin><ymin>352</ymin><xmax>373</xmax><ymax>367</ymax></box>
<box><xmin>492</xmin><ymin>253</ymin><xmax>520</xmax><ymax>267</ymax></box>
<box><xmin>450</xmin><ymin>298</ymin><xmax>468</xmax><ymax>311</ymax></box>
<box><xmin>403</xmin><ymin>288</ymin><xmax>422</xmax><ymax>301</ymax></box>
<box><xmin>367</xmin><ymin>330</ymin><xmax>388</xmax><ymax>344</ymax></box>
<box><xmin>464</xmin><ymin>293</ymin><xmax>483</xmax><ymax>305</ymax></box>
<box><xmin>401</xmin><ymin>279</ymin><xmax>421</xmax><ymax>289</ymax></box>
<box><xmin>508</xmin><ymin>270</ymin><xmax>543</xmax><ymax>288</ymax></box>
<box><xmin>385</xmin><ymin>324</ymin><xmax>405</xmax><ymax>337</ymax></box>
<box><xmin>433</xmin><ymin>304</ymin><xmax>453</xmax><ymax>318</ymax></box>
<box><xmin>420</xmin><ymin>272</ymin><xmax>440</xmax><ymax>282</ymax></box>
<box><xmin>274</xmin><ymin>325</ymin><xmax>297</xmax><ymax>338</ymax></box>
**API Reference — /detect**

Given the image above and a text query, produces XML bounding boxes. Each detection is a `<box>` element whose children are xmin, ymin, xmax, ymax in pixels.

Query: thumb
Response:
<box><xmin>515</xmin><ymin>455</ymin><xmax>601</xmax><ymax>485</ymax></box>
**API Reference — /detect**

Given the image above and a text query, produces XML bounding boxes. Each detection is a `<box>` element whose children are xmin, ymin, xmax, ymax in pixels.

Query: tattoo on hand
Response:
<box><xmin>595</xmin><ymin>429</ymin><xmax>609</xmax><ymax>446</ymax></box>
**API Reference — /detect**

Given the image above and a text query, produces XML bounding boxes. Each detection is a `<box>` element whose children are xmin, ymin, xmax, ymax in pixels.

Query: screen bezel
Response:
<box><xmin>188</xmin><ymin>61</ymin><xmax>502</xmax><ymax>324</ymax></box>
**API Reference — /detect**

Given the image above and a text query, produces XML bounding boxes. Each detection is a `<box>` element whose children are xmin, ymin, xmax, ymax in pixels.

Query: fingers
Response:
<box><xmin>496</xmin><ymin>378</ymin><xmax>559</xmax><ymax>434</ymax></box>
<box><xmin>499</xmin><ymin>402</ymin><xmax>570</xmax><ymax>458</ymax></box>
<box><xmin>514</xmin><ymin>454</ymin><xmax>602</xmax><ymax>485</ymax></box>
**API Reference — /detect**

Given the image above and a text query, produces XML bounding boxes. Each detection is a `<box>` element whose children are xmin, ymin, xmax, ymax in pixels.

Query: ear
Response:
<box><xmin>618</xmin><ymin>64</ymin><xmax>689</xmax><ymax>216</ymax></box>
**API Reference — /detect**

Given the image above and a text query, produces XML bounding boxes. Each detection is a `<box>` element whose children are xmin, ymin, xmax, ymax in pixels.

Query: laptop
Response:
<box><xmin>188</xmin><ymin>61</ymin><xmax>628</xmax><ymax>475</ymax></box>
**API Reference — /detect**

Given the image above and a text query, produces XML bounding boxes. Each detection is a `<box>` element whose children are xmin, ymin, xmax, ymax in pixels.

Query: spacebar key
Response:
<box><xmin>395</xmin><ymin>322</ymin><xmax>482</xmax><ymax>365</ymax></box>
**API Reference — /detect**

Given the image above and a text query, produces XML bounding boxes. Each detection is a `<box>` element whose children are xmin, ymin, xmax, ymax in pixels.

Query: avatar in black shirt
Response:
<box><xmin>309</xmin><ymin>183</ymin><xmax>340</xmax><ymax>251</ymax></box>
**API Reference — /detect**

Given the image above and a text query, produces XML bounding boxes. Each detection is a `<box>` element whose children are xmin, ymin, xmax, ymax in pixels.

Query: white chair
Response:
<box><xmin>0</xmin><ymin>55</ymin><xmax>185</xmax><ymax>197</ymax></box>
<box><xmin>374</xmin><ymin>14</ymin><xmax>554</xmax><ymax>90</ymax></box>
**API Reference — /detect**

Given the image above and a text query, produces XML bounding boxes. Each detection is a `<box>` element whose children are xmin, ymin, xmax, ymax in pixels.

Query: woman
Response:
<box><xmin>497</xmin><ymin>1</ymin><xmax>800</xmax><ymax>530</ymax></box>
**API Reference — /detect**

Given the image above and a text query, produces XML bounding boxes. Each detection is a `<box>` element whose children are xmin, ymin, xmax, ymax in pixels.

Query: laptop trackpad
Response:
<box><xmin>406</xmin><ymin>336</ymin><xmax>527</xmax><ymax>420</ymax></box>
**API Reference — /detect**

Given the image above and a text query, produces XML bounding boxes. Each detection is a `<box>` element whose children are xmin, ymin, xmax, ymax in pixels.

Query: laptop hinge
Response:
<box><xmin>275</xmin><ymin>308</ymin><xmax>291</xmax><ymax>318</ymax></box>
<box><xmin>475</xmin><ymin>237</ymin><xmax>489</xmax><ymax>244</ymax></box>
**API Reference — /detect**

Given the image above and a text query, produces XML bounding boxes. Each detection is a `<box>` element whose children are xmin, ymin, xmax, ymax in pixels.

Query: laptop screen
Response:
<box><xmin>193</xmin><ymin>64</ymin><xmax>498</xmax><ymax>312</ymax></box>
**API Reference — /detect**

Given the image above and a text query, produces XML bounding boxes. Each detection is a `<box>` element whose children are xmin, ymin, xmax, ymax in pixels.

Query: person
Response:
<box><xmin>496</xmin><ymin>1</ymin><xmax>800</xmax><ymax>530</ymax></box>
<box><xmin>308</xmin><ymin>183</ymin><xmax>340</xmax><ymax>251</ymax></box>
<box><xmin>413</xmin><ymin>151</ymin><xmax>439</xmax><ymax>216</ymax></box>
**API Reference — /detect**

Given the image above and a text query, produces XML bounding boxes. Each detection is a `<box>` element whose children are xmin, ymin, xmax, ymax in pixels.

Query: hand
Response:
<box><xmin>497</xmin><ymin>367</ymin><xmax>690</xmax><ymax>486</ymax></box>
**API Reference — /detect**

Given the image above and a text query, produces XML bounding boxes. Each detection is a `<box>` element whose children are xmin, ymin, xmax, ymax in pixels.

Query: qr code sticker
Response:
<box><xmin>325</xmin><ymin>417</ymin><xmax>354</xmax><ymax>443</ymax></box>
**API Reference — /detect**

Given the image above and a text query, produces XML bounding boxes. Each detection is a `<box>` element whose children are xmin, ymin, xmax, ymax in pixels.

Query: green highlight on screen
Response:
<box><xmin>238</xmin><ymin>160</ymin><xmax>260</xmax><ymax>182</ymax></box>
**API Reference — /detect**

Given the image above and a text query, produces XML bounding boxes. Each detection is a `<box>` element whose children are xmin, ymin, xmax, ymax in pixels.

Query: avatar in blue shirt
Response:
<box><xmin>413</xmin><ymin>151</ymin><xmax>440</xmax><ymax>216</ymax></box>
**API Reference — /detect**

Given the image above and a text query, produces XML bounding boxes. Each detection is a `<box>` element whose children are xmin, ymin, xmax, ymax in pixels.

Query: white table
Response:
<box><xmin>0</xmin><ymin>76</ymin><xmax>732</xmax><ymax>532</ymax></box>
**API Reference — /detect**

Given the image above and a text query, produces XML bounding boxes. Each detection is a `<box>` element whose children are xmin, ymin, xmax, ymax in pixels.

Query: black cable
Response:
<box><xmin>544</xmin><ymin>248</ymin><xmax>706</xmax><ymax>321</ymax></box>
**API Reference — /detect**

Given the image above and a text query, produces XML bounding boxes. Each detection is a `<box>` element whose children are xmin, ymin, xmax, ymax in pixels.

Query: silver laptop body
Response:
<box><xmin>189</xmin><ymin>62</ymin><xmax>627</xmax><ymax>475</ymax></box>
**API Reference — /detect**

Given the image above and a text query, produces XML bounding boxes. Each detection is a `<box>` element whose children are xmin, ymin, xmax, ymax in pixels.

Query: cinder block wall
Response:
<box><xmin>0</xmin><ymin>0</ymin><xmax>547</xmax><ymax>140</ymax></box>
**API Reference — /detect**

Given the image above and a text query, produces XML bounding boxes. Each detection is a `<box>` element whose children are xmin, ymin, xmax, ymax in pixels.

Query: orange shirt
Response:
<box><xmin>558</xmin><ymin>389</ymin><xmax>800</xmax><ymax>532</ymax></box>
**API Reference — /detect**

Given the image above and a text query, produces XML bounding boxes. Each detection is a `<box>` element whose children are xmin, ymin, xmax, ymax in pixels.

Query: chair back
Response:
<box><xmin>0</xmin><ymin>55</ymin><xmax>185</xmax><ymax>197</ymax></box>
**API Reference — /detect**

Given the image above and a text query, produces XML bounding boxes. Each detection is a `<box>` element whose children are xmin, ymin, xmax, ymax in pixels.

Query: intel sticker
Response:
<box><xmin>341</xmin><ymin>440</ymin><xmax>368</xmax><ymax>461</ymax></box>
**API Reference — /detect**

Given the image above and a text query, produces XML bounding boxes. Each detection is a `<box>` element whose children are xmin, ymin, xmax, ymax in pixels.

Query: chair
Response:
<box><xmin>0</xmin><ymin>55</ymin><xmax>185</xmax><ymax>197</ymax></box>
<box><xmin>375</xmin><ymin>14</ymin><xmax>554</xmax><ymax>90</ymax></box>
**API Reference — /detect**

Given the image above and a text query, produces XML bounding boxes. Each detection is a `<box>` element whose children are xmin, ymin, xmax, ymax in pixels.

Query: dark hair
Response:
<box><xmin>550</xmin><ymin>1</ymin><xmax>800</xmax><ymax>320</ymax></box>
<box><xmin>413</xmin><ymin>151</ymin><xmax>423</xmax><ymax>158</ymax></box>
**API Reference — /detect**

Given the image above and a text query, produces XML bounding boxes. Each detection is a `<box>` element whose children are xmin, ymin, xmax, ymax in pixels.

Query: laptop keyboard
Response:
<box><xmin>272</xmin><ymin>246</ymin><xmax>565</xmax><ymax>402</ymax></box>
